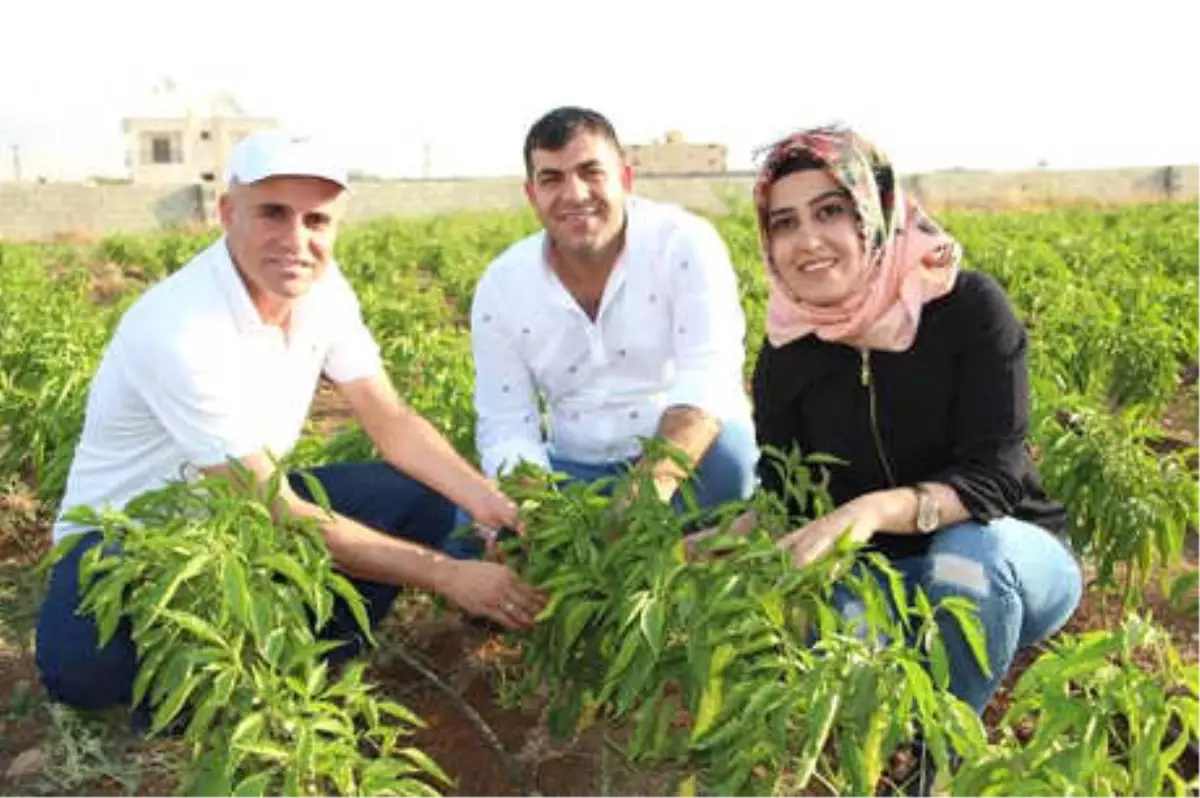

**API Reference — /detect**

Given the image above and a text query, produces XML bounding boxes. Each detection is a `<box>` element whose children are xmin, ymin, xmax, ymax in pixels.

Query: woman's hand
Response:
<box><xmin>683</xmin><ymin>510</ymin><xmax>758</xmax><ymax>560</ymax></box>
<box><xmin>776</xmin><ymin>496</ymin><xmax>883</xmax><ymax>567</ymax></box>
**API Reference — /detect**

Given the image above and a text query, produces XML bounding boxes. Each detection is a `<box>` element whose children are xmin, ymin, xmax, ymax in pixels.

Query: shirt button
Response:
<box><xmin>629</xmin><ymin>410</ymin><xmax>639</xmax><ymax>419</ymax></box>
<box><xmin>482</xmin><ymin>313</ymin><xmax>492</xmax><ymax>322</ymax></box>
<box><xmin>568</xmin><ymin>365</ymin><xmax>578</xmax><ymax>374</ymax></box>
<box><xmin>618</xmin><ymin>349</ymin><xmax>627</xmax><ymax>357</ymax></box>
<box><xmin>502</xmin><ymin>384</ymin><xmax>511</xmax><ymax>393</ymax></box>
<box><xmin>572</xmin><ymin>412</ymin><xmax>581</xmax><ymax>421</ymax></box>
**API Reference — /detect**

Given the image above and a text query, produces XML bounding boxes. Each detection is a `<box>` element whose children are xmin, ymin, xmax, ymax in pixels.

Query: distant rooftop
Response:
<box><xmin>124</xmin><ymin>79</ymin><xmax>256</xmax><ymax>120</ymax></box>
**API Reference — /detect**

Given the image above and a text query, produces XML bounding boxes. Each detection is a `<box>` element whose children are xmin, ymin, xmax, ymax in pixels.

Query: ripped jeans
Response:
<box><xmin>832</xmin><ymin>516</ymin><xmax>1082</xmax><ymax>714</ymax></box>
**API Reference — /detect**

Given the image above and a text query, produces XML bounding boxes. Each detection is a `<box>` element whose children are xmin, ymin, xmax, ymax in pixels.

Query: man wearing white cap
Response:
<box><xmin>35</xmin><ymin>129</ymin><xmax>545</xmax><ymax>717</ymax></box>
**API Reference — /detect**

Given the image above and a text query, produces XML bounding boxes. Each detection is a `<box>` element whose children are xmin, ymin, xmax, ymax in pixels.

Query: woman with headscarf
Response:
<box><xmin>745</xmin><ymin>124</ymin><xmax>1082</xmax><ymax>715</ymax></box>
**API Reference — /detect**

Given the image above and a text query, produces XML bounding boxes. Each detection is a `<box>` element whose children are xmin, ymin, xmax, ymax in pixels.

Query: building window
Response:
<box><xmin>144</xmin><ymin>133</ymin><xmax>182</xmax><ymax>165</ymax></box>
<box><xmin>151</xmin><ymin>136</ymin><xmax>172</xmax><ymax>163</ymax></box>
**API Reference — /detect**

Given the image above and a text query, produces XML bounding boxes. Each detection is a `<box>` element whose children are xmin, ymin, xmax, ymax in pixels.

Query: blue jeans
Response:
<box><xmin>35</xmin><ymin>462</ymin><xmax>455</xmax><ymax>711</ymax></box>
<box><xmin>442</xmin><ymin>417</ymin><xmax>759</xmax><ymax>558</ymax></box>
<box><xmin>831</xmin><ymin>516</ymin><xmax>1082</xmax><ymax>714</ymax></box>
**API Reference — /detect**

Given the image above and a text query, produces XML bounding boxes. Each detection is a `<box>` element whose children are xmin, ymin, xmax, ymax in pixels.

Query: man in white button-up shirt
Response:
<box><xmin>36</xmin><ymin>130</ymin><xmax>545</xmax><ymax>718</ymax></box>
<box><xmin>452</xmin><ymin>108</ymin><xmax>757</xmax><ymax>555</ymax></box>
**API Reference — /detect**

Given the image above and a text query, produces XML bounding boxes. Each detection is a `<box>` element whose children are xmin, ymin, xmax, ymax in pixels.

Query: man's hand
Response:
<box><xmin>437</xmin><ymin>559</ymin><xmax>546</xmax><ymax>629</ymax></box>
<box><xmin>638</xmin><ymin>406</ymin><xmax>722</xmax><ymax>504</ymax></box>
<box><xmin>465</xmin><ymin>482</ymin><xmax>522</xmax><ymax>562</ymax></box>
<box><xmin>465</xmin><ymin>482</ymin><xmax>522</xmax><ymax>536</ymax></box>
<box><xmin>776</xmin><ymin>497</ymin><xmax>881</xmax><ymax>568</ymax></box>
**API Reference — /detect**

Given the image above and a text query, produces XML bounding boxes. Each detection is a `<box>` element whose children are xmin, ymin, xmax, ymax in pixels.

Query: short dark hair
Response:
<box><xmin>523</xmin><ymin>106</ymin><xmax>622</xmax><ymax>178</ymax></box>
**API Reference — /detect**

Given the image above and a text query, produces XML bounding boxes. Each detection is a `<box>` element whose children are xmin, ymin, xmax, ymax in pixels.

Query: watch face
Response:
<box><xmin>917</xmin><ymin>493</ymin><xmax>939</xmax><ymax>532</ymax></box>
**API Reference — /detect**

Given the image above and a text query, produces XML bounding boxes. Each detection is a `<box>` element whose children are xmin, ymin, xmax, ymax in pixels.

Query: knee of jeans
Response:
<box><xmin>925</xmin><ymin>551</ymin><xmax>1009</xmax><ymax>605</ymax></box>
<box><xmin>1027</xmin><ymin>551</ymin><xmax>1084</xmax><ymax>643</ymax></box>
<box><xmin>36</xmin><ymin>631</ymin><xmax>135</xmax><ymax>710</ymax></box>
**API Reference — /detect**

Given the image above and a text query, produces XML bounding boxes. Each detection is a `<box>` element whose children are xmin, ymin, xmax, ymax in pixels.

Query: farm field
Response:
<box><xmin>0</xmin><ymin>201</ymin><xmax>1197</xmax><ymax>796</ymax></box>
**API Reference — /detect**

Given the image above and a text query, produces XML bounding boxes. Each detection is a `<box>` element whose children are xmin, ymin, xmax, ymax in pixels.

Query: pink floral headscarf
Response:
<box><xmin>752</xmin><ymin>125</ymin><xmax>961</xmax><ymax>352</ymax></box>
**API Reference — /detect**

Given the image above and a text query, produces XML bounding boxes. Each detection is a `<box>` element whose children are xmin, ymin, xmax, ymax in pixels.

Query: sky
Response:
<box><xmin>1</xmin><ymin>0</ymin><xmax>1196</xmax><ymax>181</ymax></box>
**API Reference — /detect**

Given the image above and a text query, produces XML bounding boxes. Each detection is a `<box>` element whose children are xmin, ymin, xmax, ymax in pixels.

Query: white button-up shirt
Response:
<box><xmin>471</xmin><ymin>196</ymin><xmax>752</xmax><ymax>477</ymax></box>
<box><xmin>53</xmin><ymin>238</ymin><xmax>382</xmax><ymax>540</ymax></box>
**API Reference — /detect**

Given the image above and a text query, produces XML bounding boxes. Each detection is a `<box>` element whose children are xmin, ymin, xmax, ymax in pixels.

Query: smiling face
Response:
<box><xmin>523</xmin><ymin>130</ymin><xmax>632</xmax><ymax>266</ymax></box>
<box><xmin>218</xmin><ymin>175</ymin><xmax>347</xmax><ymax>321</ymax></box>
<box><xmin>765</xmin><ymin>168</ymin><xmax>868</xmax><ymax>307</ymax></box>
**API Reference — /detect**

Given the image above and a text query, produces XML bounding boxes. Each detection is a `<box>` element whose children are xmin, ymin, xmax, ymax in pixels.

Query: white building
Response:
<box><xmin>122</xmin><ymin>82</ymin><xmax>276</xmax><ymax>184</ymax></box>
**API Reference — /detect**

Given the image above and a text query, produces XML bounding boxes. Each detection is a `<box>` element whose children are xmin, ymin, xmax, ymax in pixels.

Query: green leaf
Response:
<box><xmin>131</xmin><ymin>636</ymin><xmax>177</xmax><ymax>708</ymax></box>
<box><xmin>236</xmin><ymin>741</ymin><xmax>292</xmax><ymax>762</ymax></box>
<box><xmin>378</xmin><ymin>699</ymin><xmax>427</xmax><ymax>729</ymax></box>
<box><xmin>690</xmin><ymin>678</ymin><xmax>723</xmax><ymax>743</ymax></box>
<box><xmin>309</xmin><ymin>716</ymin><xmax>352</xmax><ymax>737</ymax></box>
<box><xmin>793</xmin><ymin>686</ymin><xmax>841</xmax><ymax>789</ymax></box>
<box><xmin>759</xmin><ymin>589</ymin><xmax>785</xmax><ymax>627</ymax></box>
<box><xmin>629</xmin><ymin>687</ymin><xmax>665</xmax><ymax>760</ymax></box>
<box><xmin>148</xmin><ymin>552</ymin><xmax>214</xmax><ymax>620</ymax></box>
<box><xmin>262</xmin><ymin>627</ymin><xmax>287</xmax><ymax>668</ymax></box>
<box><xmin>640</xmin><ymin>598</ymin><xmax>666</xmax><ymax>655</ymax></box>
<box><xmin>400</xmin><ymin>746</ymin><xmax>452</xmax><ymax>786</ymax></box>
<box><xmin>940</xmin><ymin>597</ymin><xmax>992</xmax><ymax>678</ymax></box>
<box><xmin>223</xmin><ymin>558</ymin><xmax>253</xmax><ymax>628</ymax></box>
<box><xmin>257</xmin><ymin>552</ymin><xmax>316</xmax><ymax>599</ymax></box>
<box><xmin>152</xmin><ymin>672</ymin><xmax>201</xmax><ymax>734</ymax></box>
<box><xmin>929</xmin><ymin>635</ymin><xmax>950</xmax><ymax>689</ymax></box>
<box><xmin>248</xmin><ymin>589</ymin><xmax>274</xmax><ymax>648</ymax></box>
<box><xmin>185</xmin><ymin>750</ymin><xmax>234</xmax><ymax>796</ymax></box>
<box><xmin>1168</xmin><ymin>570</ymin><xmax>1199</xmax><ymax>614</ymax></box>
<box><xmin>232</xmin><ymin>772</ymin><xmax>273</xmax><ymax>797</ymax></box>
<box><xmin>325</xmin><ymin>573</ymin><xmax>375</xmax><ymax>647</ymax></box>
<box><xmin>605</xmin><ymin>631</ymin><xmax>643</xmax><ymax>686</ymax></box>
<box><xmin>283</xmin><ymin>756</ymin><xmax>301</xmax><ymax>798</ymax></box>
<box><xmin>561</xmin><ymin>600</ymin><xmax>599</xmax><ymax>653</ymax></box>
<box><xmin>159</xmin><ymin>609</ymin><xmax>228</xmax><ymax>649</ymax></box>
<box><xmin>231</xmin><ymin>711</ymin><xmax>266</xmax><ymax>746</ymax></box>
<box><xmin>306</xmin><ymin>661</ymin><xmax>328</xmax><ymax>698</ymax></box>
<box><xmin>295</xmin><ymin>724</ymin><xmax>315</xmax><ymax>789</ymax></box>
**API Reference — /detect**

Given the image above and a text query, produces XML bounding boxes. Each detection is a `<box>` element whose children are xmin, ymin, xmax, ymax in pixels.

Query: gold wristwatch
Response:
<box><xmin>913</xmin><ymin>483</ymin><xmax>940</xmax><ymax>534</ymax></box>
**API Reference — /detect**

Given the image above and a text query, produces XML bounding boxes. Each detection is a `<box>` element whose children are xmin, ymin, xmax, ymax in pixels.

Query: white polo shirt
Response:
<box><xmin>471</xmin><ymin>196</ymin><xmax>752</xmax><ymax>476</ymax></box>
<box><xmin>53</xmin><ymin>238</ymin><xmax>382</xmax><ymax>541</ymax></box>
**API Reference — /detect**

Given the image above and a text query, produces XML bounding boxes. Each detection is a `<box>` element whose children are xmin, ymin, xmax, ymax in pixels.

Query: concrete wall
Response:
<box><xmin>0</xmin><ymin>183</ymin><xmax>205</xmax><ymax>240</ymax></box>
<box><xmin>904</xmin><ymin>165</ymin><xmax>1200</xmax><ymax>210</ymax></box>
<box><xmin>343</xmin><ymin>178</ymin><xmax>527</xmax><ymax>221</ymax></box>
<box><xmin>627</xmin><ymin>142</ymin><xmax>727</xmax><ymax>174</ymax></box>
<box><xmin>1</xmin><ymin>166</ymin><xmax>1195</xmax><ymax>241</ymax></box>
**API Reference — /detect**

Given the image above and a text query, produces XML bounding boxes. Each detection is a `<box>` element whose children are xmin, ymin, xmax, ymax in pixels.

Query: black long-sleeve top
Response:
<box><xmin>751</xmin><ymin>270</ymin><xmax>1068</xmax><ymax>562</ymax></box>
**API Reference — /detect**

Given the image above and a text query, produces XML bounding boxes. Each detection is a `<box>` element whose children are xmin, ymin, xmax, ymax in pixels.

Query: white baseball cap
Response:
<box><xmin>223</xmin><ymin>128</ymin><xmax>349</xmax><ymax>189</ymax></box>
